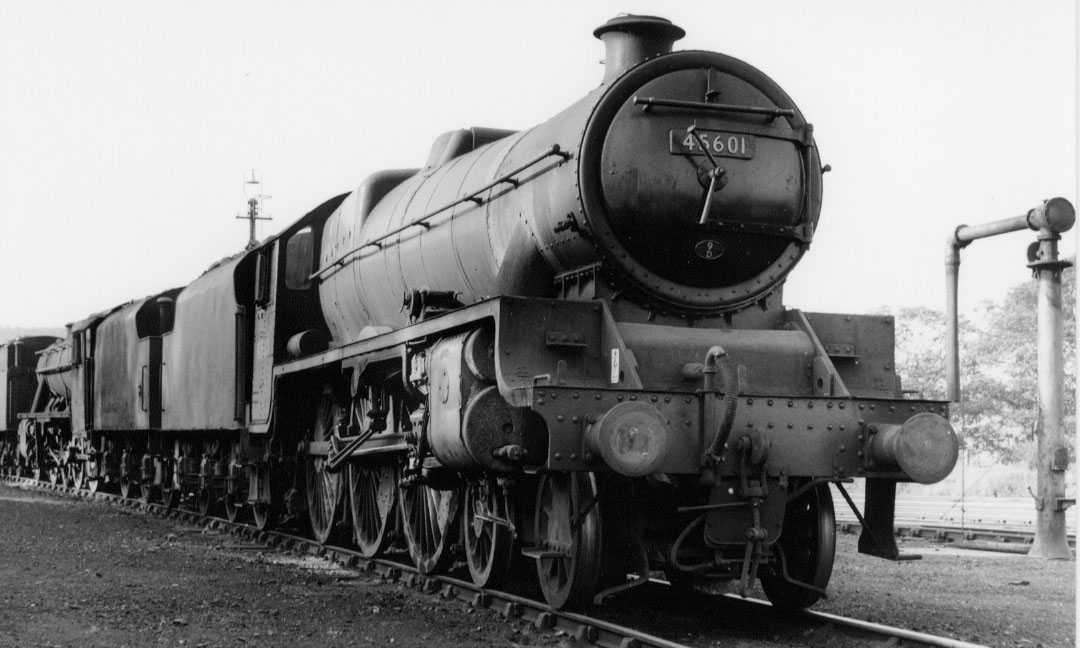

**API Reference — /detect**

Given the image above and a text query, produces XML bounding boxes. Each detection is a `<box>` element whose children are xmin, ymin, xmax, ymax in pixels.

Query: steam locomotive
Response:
<box><xmin>0</xmin><ymin>15</ymin><xmax>959</xmax><ymax>611</ymax></box>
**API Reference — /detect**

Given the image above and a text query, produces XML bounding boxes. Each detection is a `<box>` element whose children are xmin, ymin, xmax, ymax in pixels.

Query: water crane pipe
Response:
<box><xmin>944</xmin><ymin>197</ymin><xmax>1075</xmax><ymax>402</ymax></box>
<box><xmin>945</xmin><ymin>197</ymin><xmax>1075</xmax><ymax>561</ymax></box>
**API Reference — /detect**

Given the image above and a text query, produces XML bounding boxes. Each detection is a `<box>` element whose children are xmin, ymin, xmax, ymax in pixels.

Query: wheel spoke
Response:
<box><xmin>760</xmin><ymin>483</ymin><xmax>836</xmax><ymax>610</ymax></box>
<box><xmin>533</xmin><ymin>473</ymin><xmax>601</xmax><ymax>610</ymax></box>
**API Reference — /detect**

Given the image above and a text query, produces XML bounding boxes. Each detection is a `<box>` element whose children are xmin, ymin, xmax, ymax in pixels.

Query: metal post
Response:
<box><xmin>236</xmin><ymin>170</ymin><xmax>272</xmax><ymax>250</ymax></box>
<box><xmin>945</xmin><ymin>241</ymin><xmax>962</xmax><ymax>402</ymax></box>
<box><xmin>247</xmin><ymin>198</ymin><xmax>258</xmax><ymax>248</ymax></box>
<box><xmin>946</xmin><ymin>198</ymin><xmax>1075</xmax><ymax>560</ymax></box>
<box><xmin>1027</xmin><ymin>226</ymin><xmax>1074</xmax><ymax>559</ymax></box>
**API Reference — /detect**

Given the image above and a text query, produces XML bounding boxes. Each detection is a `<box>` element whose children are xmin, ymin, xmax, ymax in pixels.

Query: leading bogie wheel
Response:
<box><xmin>534</xmin><ymin>472</ymin><xmax>602</xmax><ymax>610</ymax></box>
<box><xmin>464</xmin><ymin>476</ymin><xmax>515</xmax><ymax>589</ymax></box>
<box><xmin>759</xmin><ymin>482</ymin><xmax>836</xmax><ymax>610</ymax></box>
<box><xmin>348</xmin><ymin>461</ymin><xmax>398</xmax><ymax>557</ymax></box>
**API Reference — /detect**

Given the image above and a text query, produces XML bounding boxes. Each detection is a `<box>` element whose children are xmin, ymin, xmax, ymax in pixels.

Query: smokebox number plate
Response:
<box><xmin>669</xmin><ymin>129</ymin><xmax>755</xmax><ymax>160</ymax></box>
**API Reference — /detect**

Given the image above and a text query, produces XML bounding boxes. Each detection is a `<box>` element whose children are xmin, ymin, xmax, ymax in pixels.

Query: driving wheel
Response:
<box><xmin>348</xmin><ymin>461</ymin><xmax>398</xmax><ymax>557</ymax></box>
<box><xmin>306</xmin><ymin>393</ymin><xmax>344</xmax><ymax>544</ymax></box>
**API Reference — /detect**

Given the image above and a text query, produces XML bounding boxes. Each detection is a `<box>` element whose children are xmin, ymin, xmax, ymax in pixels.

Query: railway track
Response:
<box><xmin>0</xmin><ymin>474</ymin><xmax>988</xmax><ymax>648</ymax></box>
<box><xmin>836</xmin><ymin>520</ymin><xmax>1076</xmax><ymax>551</ymax></box>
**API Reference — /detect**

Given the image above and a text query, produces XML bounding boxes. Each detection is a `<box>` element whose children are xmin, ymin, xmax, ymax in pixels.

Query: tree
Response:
<box><xmin>890</xmin><ymin>272</ymin><xmax>1075</xmax><ymax>462</ymax></box>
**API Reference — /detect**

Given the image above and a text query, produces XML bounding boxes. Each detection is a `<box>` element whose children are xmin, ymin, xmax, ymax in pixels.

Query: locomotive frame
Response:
<box><xmin>2</xmin><ymin>14</ymin><xmax>960</xmax><ymax>612</ymax></box>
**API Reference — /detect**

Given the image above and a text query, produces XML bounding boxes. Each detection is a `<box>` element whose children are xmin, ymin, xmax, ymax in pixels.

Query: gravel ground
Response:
<box><xmin>816</xmin><ymin>534</ymin><xmax>1074</xmax><ymax>647</ymax></box>
<box><xmin>0</xmin><ymin>488</ymin><xmax>552</xmax><ymax>648</ymax></box>
<box><xmin>0</xmin><ymin>484</ymin><xmax>1073</xmax><ymax>648</ymax></box>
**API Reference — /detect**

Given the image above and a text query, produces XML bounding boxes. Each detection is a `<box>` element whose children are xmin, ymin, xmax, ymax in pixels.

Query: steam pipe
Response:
<box><xmin>945</xmin><ymin>198</ymin><xmax>1076</xmax><ymax>401</ymax></box>
<box><xmin>703</xmin><ymin>346</ymin><xmax>738</xmax><ymax>458</ymax></box>
<box><xmin>944</xmin><ymin>240</ymin><xmax>962</xmax><ymax>402</ymax></box>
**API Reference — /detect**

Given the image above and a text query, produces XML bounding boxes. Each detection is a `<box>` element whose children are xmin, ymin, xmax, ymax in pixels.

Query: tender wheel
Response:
<box><xmin>252</xmin><ymin>502</ymin><xmax>273</xmax><ymax>530</ymax></box>
<box><xmin>223</xmin><ymin>489</ymin><xmax>244</xmax><ymax>523</ymax></box>
<box><xmin>464</xmin><ymin>477</ymin><xmax>514</xmax><ymax>589</ymax></box>
<box><xmin>68</xmin><ymin>463</ymin><xmax>85</xmax><ymax>491</ymax></box>
<box><xmin>348</xmin><ymin>461</ymin><xmax>398</xmax><ymax>557</ymax></box>
<box><xmin>160</xmin><ymin>483</ymin><xmax>178</xmax><ymax>508</ymax></box>
<box><xmin>760</xmin><ymin>482</ymin><xmax>836</xmax><ymax>610</ymax></box>
<box><xmin>223</xmin><ymin>443</ymin><xmax>246</xmax><ymax>523</ymax></box>
<box><xmin>306</xmin><ymin>393</ymin><xmax>345</xmax><ymax>544</ymax></box>
<box><xmin>140</xmin><ymin>482</ymin><xmax>157</xmax><ymax>505</ymax></box>
<box><xmin>196</xmin><ymin>488</ymin><xmax>215</xmax><ymax>516</ymax></box>
<box><xmin>160</xmin><ymin>481</ymin><xmax>178</xmax><ymax>508</ymax></box>
<box><xmin>250</xmin><ymin>462</ymin><xmax>274</xmax><ymax>530</ymax></box>
<box><xmin>157</xmin><ymin>447</ymin><xmax>178</xmax><ymax>509</ymax></box>
<box><xmin>534</xmin><ymin>472</ymin><xmax>602</xmax><ymax>610</ymax></box>
<box><xmin>119</xmin><ymin>476</ymin><xmax>137</xmax><ymax>500</ymax></box>
<box><xmin>84</xmin><ymin>451</ymin><xmax>102</xmax><ymax>493</ymax></box>
<box><xmin>400</xmin><ymin>479</ymin><xmax>461</xmax><ymax>574</ymax></box>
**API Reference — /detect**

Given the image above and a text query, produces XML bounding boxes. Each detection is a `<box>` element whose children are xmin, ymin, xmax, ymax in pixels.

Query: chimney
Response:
<box><xmin>594</xmin><ymin>14</ymin><xmax>685</xmax><ymax>83</ymax></box>
<box><xmin>156</xmin><ymin>296</ymin><xmax>175</xmax><ymax>333</ymax></box>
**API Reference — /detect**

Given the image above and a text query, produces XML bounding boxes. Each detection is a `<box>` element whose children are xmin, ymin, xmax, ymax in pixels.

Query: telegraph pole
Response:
<box><xmin>236</xmin><ymin>170</ymin><xmax>272</xmax><ymax>249</ymax></box>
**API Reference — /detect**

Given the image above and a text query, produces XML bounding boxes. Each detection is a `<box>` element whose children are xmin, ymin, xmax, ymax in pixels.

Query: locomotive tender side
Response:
<box><xmin>1</xmin><ymin>13</ymin><xmax>961</xmax><ymax>614</ymax></box>
<box><xmin>0</xmin><ymin>336</ymin><xmax>58</xmax><ymax>474</ymax></box>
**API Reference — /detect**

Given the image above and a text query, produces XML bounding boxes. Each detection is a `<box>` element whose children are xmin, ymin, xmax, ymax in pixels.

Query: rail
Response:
<box><xmin>837</xmin><ymin>520</ymin><xmax>1077</xmax><ymax>550</ymax></box>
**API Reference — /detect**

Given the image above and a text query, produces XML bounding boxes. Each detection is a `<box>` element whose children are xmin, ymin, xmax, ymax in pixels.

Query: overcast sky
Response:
<box><xmin>1</xmin><ymin>1</ymin><xmax>1075</xmax><ymax>327</ymax></box>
